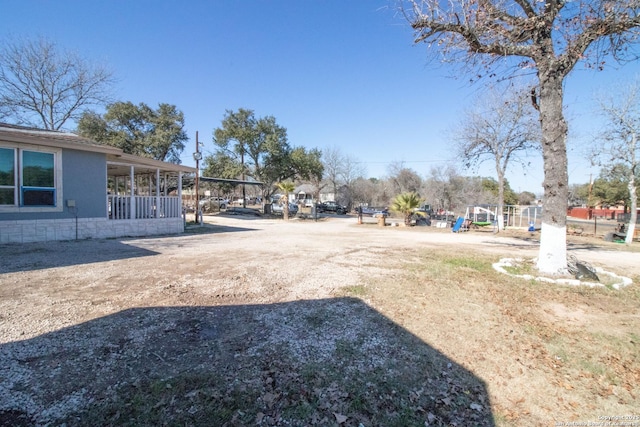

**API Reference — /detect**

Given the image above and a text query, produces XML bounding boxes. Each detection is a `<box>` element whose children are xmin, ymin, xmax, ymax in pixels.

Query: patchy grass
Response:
<box><xmin>367</xmin><ymin>249</ymin><xmax>640</xmax><ymax>426</ymax></box>
<box><xmin>341</xmin><ymin>284</ymin><xmax>368</xmax><ymax>296</ymax></box>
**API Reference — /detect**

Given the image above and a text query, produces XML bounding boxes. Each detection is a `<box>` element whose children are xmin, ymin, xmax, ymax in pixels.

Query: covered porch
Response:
<box><xmin>106</xmin><ymin>153</ymin><xmax>196</xmax><ymax>221</ymax></box>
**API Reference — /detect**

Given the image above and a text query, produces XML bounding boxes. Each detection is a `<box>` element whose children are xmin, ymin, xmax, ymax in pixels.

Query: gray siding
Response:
<box><xmin>62</xmin><ymin>149</ymin><xmax>107</xmax><ymax>218</ymax></box>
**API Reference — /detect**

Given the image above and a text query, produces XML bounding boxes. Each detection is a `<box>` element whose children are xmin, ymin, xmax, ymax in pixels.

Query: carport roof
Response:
<box><xmin>198</xmin><ymin>176</ymin><xmax>264</xmax><ymax>186</ymax></box>
<box><xmin>107</xmin><ymin>153</ymin><xmax>196</xmax><ymax>176</ymax></box>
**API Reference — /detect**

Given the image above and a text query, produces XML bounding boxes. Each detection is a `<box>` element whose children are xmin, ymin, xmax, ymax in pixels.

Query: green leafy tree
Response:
<box><xmin>480</xmin><ymin>177</ymin><xmax>519</xmax><ymax>206</ymax></box>
<box><xmin>591</xmin><ymin>165</ymin><xmax>634</xmax><ymax>209</ymax></box>
<box><xmin>0</xmin><ymin>36</ymin><xmax>114</xmax><ymax>130</ymax></box>
<box><xmin>291</xmin><ymin>147</ymin><xmax>324</xmax><ymax>183</ymax></box>
<box><xmin>403</xmin><ymin>0</ymin><xmax>640</xmax><ymax>273</ymax></box>
<box><xmin>77</xmin><ymin>102</ymin><xmax>187</xmax><ymax>163</ymax></box>
<box><xmin>201</xmin><ymin>151</ymin><xmax>246</xmax><ymax>195</ymax></box>
<box><xmin>294</xmin><ymin>147</ymin><xmax>325</xmax><ymax>202</ymax></box>
<box><xmin>391</xmin><ymin>192</ymin><xmax>423</xmax><ymax>226</ymax></box>
<box><xmin>212</xmin><ymin>109</ymin><xmax>323</xmax><ymax>202</ymax></box>
<box><xmin>276</xmin><ymin>181</ymin><xmax>296</xmax><ymax>220</ymax></box>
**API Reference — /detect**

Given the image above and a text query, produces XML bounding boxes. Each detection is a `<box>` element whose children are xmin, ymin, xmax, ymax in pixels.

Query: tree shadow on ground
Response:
<box><xmin>0</xmin><ymin>298</ymin><xmax>495</xmax><ymax>427</ymax></box>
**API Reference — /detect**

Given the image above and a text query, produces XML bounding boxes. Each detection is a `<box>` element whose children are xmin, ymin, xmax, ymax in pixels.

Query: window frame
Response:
<box><xmin>0</xmin><ymin>143</ymin><xmax>63</xmax><ymax>213</ymax></box>
<box><xmin>21</xmin><ymin>150</ymin><xmax>56</xmax><ymax>207</ymax></box>
<box><xmin>0</xmin><ymin>146</ymin><xmax>17</xmax><ymax>206</ymax></box>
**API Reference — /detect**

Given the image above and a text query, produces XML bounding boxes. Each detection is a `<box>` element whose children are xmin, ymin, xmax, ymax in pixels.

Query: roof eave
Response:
<box><xmin>0</xmin><ymin>129</ymin><xmax>123</xmax><ymax>155</ymax></box>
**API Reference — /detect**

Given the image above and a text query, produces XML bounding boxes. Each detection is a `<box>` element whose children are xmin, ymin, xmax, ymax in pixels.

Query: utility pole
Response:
<box><xmin>193</xmin><ymin>131</ymin><xmax>203</xmax><ymax>224</ymax></box>
<box><xmin>241</xmin><ymin>148</ymin><xmax>246</xmax><ymax>208</ymax></box>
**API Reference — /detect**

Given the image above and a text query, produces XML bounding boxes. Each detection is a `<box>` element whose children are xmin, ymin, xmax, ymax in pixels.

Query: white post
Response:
<box><xmin>164</xmin><ymin>173</ymin><xmax>168</xmax><ymax>196</ymax></box>
<box><xmin>129</xmin><ymin>166</ymin><xmax>135</xmax><ymax>219</ymax></box>
<box><xmin>156</xmin><ymin>168</ymin><xmax>161</xmax><ymax>218</ymax></box>
<box><xmin>178</xmin><ymin>172</ymin><xmax>183</xmax><ymax>220</ymax></box>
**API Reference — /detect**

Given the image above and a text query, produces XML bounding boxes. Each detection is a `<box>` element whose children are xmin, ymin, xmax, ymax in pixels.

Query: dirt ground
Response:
<box><xmin>1</xmin><ymin>214</ymin><xmax>638</xmax><ymax>426</ymax></box>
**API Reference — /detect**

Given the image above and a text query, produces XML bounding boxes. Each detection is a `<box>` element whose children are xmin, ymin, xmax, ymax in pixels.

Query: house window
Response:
<box><xmin>0</xmin><ymin>146</ymin><xmax>59</xmax><ymax>208</ymax></box>
<box><xmin>22</xmin><ymin>151</ymin><xmax>55</xmax><ymax>206</ymax></box>
<box><xmin>0</xmin><ymin>147</ymin><xmax>16</xmax><ymax>205</ymax></box>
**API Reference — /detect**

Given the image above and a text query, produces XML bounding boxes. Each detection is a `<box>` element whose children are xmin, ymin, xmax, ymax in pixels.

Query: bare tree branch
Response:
<box><xmin>401</xmin><ymin>0</ymin><xmax>640</xmax><ymax>272</ymax></box>
<box><xmin>0</xmin><ymin>36</ymin><xmax>115</xmax><ymax>130</ymax></box>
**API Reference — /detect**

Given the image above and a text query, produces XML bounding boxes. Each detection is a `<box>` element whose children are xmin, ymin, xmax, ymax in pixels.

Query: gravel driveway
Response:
<box><xmin>1</xmin><ymin>214</ymin><xmax>637</xmax><ymax>425</ymax></box>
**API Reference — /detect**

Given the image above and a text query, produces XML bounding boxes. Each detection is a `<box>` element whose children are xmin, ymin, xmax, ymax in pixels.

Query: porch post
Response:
<box><xmin>130</xmin><ymin>165</ymin><xmax>135</xmax><ymax>219</ymax></box>
<box><xmin>164</xmin><ymin>173</ymin><xmax>168</xmax><ymax>196</ymax></box>
<box><xmin>156</xmin><ymin>168</ymin><xmax>160</xmax><ymax>218</ymax></box>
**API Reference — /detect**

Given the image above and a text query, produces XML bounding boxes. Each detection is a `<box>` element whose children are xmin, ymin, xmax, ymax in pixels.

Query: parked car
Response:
<box><xmin>199</xmin><ymin>197</ymin><xmax>227</xmax><ymax>211</ymax></box>
<box><xmin>372</xmin><ymin>208</ymin><xmax>389</xmax><ymax>218</ymax></box>
<box><xmin>358</xmin><ymin>206</ymin><xmax>388</xmax><ymax>217</ymax></box>
<box><xmin>271</xmin><ymin>202</ymin><xmax>299</xmax><ymax>216</ymax></box>
<box><xmin>316</xmin><ymin>201</ymin><xmax>347</xmax><ymax>215</ymax></box>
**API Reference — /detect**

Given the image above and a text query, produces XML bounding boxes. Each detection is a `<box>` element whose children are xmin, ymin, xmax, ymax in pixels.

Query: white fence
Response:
<box><xmin>464</xmin><ymin>205</ymin><xmax>543</xmax><ymax>228</ymax></box>
<box><xmin>108</xmin><ymin>195</ymin><xmax>181</xmax><ymax>220</ymax></box>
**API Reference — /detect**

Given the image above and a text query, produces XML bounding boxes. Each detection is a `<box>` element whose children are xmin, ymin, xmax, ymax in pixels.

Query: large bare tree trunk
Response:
<box><xmin>537</xmin><ymin>70</ymin><xmax>569</xmax><ymax>274</ymax></box>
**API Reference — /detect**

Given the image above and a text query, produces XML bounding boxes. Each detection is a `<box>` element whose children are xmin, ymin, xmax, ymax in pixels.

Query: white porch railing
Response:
<box><xmin>108</xmin><ymin>195</ymin><xmax>182</xmax><ymax>220</ymax></box>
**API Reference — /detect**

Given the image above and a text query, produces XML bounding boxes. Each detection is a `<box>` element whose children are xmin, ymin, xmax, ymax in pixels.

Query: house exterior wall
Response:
<box><xmin>0</xmin><ymin>148</ymin><xmax>107</xmax><ymax>221</ymax></box>
<box><xmin>0</xmin><ymin>217</ymin><xmax>185</xmax><ymax>243</ymax></box>
<box><xmin>62</xmin><ymin>149</ymin><xmax>107</xmax><ymax>218</ymax></box>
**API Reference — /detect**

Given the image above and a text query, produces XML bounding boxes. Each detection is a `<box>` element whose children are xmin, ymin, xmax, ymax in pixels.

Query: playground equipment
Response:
<box><xmin>452</xmin><ymin>217</ymin><xmax>473</xmax><ymax>232</ymax></box>
<box><xmin>464</xmin><ymin>205</ymin><xmax>542</xmax><ymax>229</ymax></box>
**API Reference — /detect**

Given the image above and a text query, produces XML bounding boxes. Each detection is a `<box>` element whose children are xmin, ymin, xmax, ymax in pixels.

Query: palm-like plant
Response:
<box><xmin>391</xmin><ymin>192</ymin><xmax>422</xmax><ymax>226</ymax></box>
<box><xmin>276</xmin><ymin>181</ymin><xmax>296</xmax><ymax>220</ymax></box>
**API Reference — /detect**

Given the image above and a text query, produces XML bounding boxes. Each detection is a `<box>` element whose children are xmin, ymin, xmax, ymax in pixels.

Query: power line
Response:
<box><xmin>355</xmin><ymin>159</ymin><xmax>456</xmax><ymax>165</ymax></box>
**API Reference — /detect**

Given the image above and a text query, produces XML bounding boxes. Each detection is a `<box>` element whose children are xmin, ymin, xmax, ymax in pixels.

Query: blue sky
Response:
<box><xmin>2</xmin><ymin>0</ymin><xmax>639</xmax><ymax>194</ymax></box>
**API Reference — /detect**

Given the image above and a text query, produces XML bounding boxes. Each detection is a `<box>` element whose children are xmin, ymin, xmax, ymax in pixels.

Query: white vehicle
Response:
<box><xmin>271</xmin><ymin>202</ymin><xmax>299</xmax><ymax>216</ymax></box>
<box><xmin>199</xmin><ymin>197</ymin><xmax>228</xmax><ymax>211</ymax></box>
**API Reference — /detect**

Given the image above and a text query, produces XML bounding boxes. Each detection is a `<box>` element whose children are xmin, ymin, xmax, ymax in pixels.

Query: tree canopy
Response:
<box><xmin>480</xmin><ymin>177</ymin><xmax>519</xmax><ymax>206</ymax></box>
<box><xmin>77</xmin><ymin>102</ymin><xmax>188</xmax><ymax>163</ymax></box>
<box><xmin>0</xmin><ymin>37</ymin><xmax>114</xmax><ymax>130</ymax></box>
<box><xmin>208</xmin><ymin>108</ymin><xmax>323</xmax><ymax>198</ymax></box>
<box><xmin>592</xmin><ymin>165</ymin><xmax>635</xmax><ymax>209</ymax></box>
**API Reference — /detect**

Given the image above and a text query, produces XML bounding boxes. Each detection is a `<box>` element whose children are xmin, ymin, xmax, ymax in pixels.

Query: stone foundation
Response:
<box><xmin>0</xmin><ymin>217</ymin><xmax>185</xmax><ymax>243</ymax></box>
